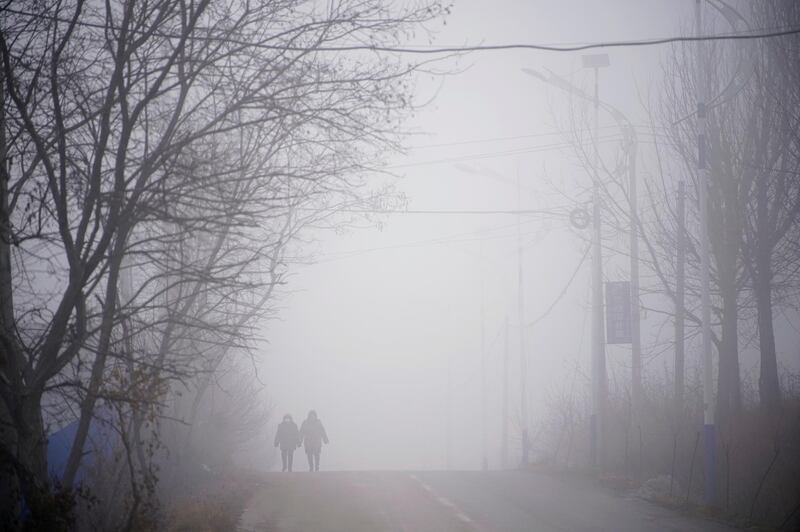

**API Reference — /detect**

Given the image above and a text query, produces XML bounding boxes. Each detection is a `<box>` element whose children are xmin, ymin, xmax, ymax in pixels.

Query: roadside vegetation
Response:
<box><xmin>529</xmin><ymin>2</ymin><xmax>800</xmax><ymax>529</ymax></box>
<box><xmin>0</xmin><ymin>1</ymin><xmax>450</xmax><ymax>529</ymax></box>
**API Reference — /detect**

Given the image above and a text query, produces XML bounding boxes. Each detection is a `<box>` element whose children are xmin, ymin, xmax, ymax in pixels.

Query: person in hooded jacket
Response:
<box><xmin>274</xmin><ymin>414</ymin><xmax>300</xmax><ymax>472</ymax></box>
<box><xmin>300</xmin><ymin>410</ymin><xmax>329</xmax><ymax>472</ymax></box>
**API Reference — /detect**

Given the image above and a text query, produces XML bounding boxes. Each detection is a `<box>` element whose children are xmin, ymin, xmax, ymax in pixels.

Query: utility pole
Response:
<box><xmin>481</xmin><ymin>244</ymin><xmax>488</xmax><ymax>472</ymax></box>
<box><xmin>695</xmin><ymin>0</ymin><xmax>716</xmax><ymax>506</ymax></box>
<box><xmin>446</xmin><ymin>352</ymin><xmax>452</xmax><ymax>470</ymax></box>
<box><xmin>502</xmin><ymin>315</ymin><xmax>509</xmax><ymax>469</ymax></box>
<box><xmin>517</xmin><ymin>171</ymin><xmax>529</xmax><ymax>466</ymax></box>
<box><xmin>629</xmin><ymin>137</ymin><xmax>642</xmax><ymax>417</ymax></box>
<box><xmin>584</xmin><ymin>54</ymin><xmax>609</xmax><ymax>471</ymax></box>
<box><xmin>675</xmin><ymin>181</ymin><xmax>686</xmax><ymax>413</ymax></box>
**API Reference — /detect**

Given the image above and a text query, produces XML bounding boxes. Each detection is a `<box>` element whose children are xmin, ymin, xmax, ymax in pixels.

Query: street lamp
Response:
<box><xmin>584</xmin><ymin>53</ymin><xmax>609</xmax><ymax>473</ymax></box>
<box><xmin>523</xmin><ymin>55</ymin><xmax>641</xmax><ymax>472</ymax></box>
<box><xmin>528</xmin><ymin>63</ymin><xmax>643</xmax><ymax>420</ymax></box>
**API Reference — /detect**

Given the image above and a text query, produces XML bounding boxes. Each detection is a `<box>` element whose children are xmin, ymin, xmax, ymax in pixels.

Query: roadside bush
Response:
<box><xmin>163</xmin><ymin>471</ymin><xmax>257</xmax><ymax>532</ymax></box>
<box><xmin>533</xmin><ymin>370</ymin><xmax>800</xmax><ymax>529</ymax></box>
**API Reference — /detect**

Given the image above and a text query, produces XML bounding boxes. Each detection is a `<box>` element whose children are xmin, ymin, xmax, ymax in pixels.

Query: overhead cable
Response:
<box><xmin>4</xmin><ymin>7</ymin><xmax>799</xmax><ymax>54</ymax></box>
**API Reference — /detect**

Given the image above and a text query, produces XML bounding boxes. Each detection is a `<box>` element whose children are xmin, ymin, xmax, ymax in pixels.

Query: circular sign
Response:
<box><xmin>570</xmin><ymin>208</ymin><xmax>591</xmax><ymax>230</ymax></box>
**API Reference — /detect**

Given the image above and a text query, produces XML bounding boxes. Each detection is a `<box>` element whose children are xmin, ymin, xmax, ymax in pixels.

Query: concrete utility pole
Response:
<box><xmin>446</xmin><ymin>352</ymin><xmax>452</xmax><ymax>470</ymax></box>
<box><xmin>481</xmin><ymin>244</ymin><xmax>488</xmax><ymax>472</ymax></box>
<box><xmin>675</xmin><ymin>181</ymin><xmax>686</xmax><ymax>413</ymax></box>
<box><xmin>517</xmin><ymin>171</ymin><xmax>529</xmax><ymax>466</ymax></box>
<box><xmin>695</xmin><ymin>0</ymin><xmax>716</xmax><ymax>506</ymax></box>
<box><xmin>628</xmin><ymin>134</ymin><xmax>642</xmax><ymax>417</ymax></box>
<box><xmin>502</xmin><ymin>315</ymin><xmax>509</xmax><ymax>469</ymax></box>
<box><xmin>583</xmin><ymin>53</ymin><xmax>609</xmax><ymax>470</ymax></box>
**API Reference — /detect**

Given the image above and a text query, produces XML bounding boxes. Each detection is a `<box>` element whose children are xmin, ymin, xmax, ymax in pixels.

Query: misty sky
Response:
<box><xmin>256</xmin><ymin>0</ymin><xmax>800</xmax><ymax>472</ymax></box>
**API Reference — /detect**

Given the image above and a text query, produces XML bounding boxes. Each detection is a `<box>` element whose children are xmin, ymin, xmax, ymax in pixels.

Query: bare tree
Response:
<box><xmin>660</xmin><ymin>2</ymin><xmax>800</xmax><ymax>419</ymax></box>
<box><xmin>0</xmin><ymin>0</ymin><xmax>449</xmax><ymax>526</ymax></box>
<box><xmin>738</xmin><ymin>0</ymin><xmax>800</xmax><ymax>413</ymax></box>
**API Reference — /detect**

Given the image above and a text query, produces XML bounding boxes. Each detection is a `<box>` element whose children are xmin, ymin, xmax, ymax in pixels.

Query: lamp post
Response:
<box><xmin>480</xmin><ymin>241</ymin><xmax>488</xmax><ymax>471</ymax></box>
<box><xmin>502</xmin><ymin>315</ymin><xmax>509</xmax><ymax>469</ymax></box>
<box><xmin>523</xmin><ymin>57</ymin><xmax>622</xmax><ymax>470</ymax></box>
<box><xmin>446</xmin><ymin>351</ymin><xmax>452</xmax><ymax>470</ymax></box>
<box><xmin>514</xmin><ymin>169</ymin><xmax>530</xmax><ymax>466</ymax></box>
<box><xmin>582</xmin><ymin>54</ymin><xmax>610</xmax><ymax>471</ymax></box>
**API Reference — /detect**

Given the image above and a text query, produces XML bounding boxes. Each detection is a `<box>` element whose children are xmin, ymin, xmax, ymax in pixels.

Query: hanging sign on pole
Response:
<box><xmin>605</xmin><ymin>281</ymin><xmax>631</xmax><ymax>344</ymax></box>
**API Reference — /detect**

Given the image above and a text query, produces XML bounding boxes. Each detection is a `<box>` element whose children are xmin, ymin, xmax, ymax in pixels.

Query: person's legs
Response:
<box><xmin>287</xmin><ymin>449</ymin><xmax>294</xmax><ymax>472</ymax></box>
<box><xmin>306</xmin><ymin>451</ymin><xmax>314</xmax><ymax>471</ymax></box>
<box><xmin>313</xmin><ymin>450</ymin><xmax>320</xmax><ymax>471</ymax></box>
<box><xmin>281</xmin><ymin>449</ymin><xmax>288</xmax><ymax>472</ymax></box>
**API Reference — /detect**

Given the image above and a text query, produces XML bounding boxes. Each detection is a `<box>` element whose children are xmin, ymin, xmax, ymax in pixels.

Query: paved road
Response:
<box><xmin>238</xmin><ymin>471</ymin><xmax>737</xmax><ymax>532</ymax></box>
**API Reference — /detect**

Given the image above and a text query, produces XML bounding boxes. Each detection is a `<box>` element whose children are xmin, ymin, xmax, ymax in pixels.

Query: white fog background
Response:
<box><xmin>255</xmin><ymin>0</ymin><xmax>800</xmax><ymax>472</ymax></box>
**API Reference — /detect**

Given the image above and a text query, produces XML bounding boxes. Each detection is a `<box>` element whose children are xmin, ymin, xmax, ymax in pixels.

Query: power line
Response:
<box><xmin>405</xmin><ymin>124</ymin><xmax>669</xmax><ymax>151</ymax></box>
<box><xmin>297</xmin><ymin>207</ymin><xmax>569</xmax><ymax>216</ymax></box>
<box><xmin>408</xmin><ymin>132</ymin><xmax>571</xmax><ymax>150</ymax></box>
<box><xmin>526</xmin><ymin>243</ymin><xmax>591</xmax><ymax>329</ymax></box>
<box><xmin>287</xmin><ymin>206</ymin><xmax>571</xmax><ymax>263</ymax></box>
<box><xmin>388</xmin><ymin>134</ymin><xmax>627</xmax><ymax>169</ymax></box>
<box><xmin>309</xmin><ymin>28</ymin><xmax>800</xmax><ymax>54</ymax></box>
<box><xmin>5</xmin><ymin>7</ymin><xmax>799</xmax><ymax>54</ymax></box>
<box><xmin>395</xmin><ymin>132</ymin><xmax>677</xmax><ymax>168</ymax></box>
<box><xmin>294</xmin><ymin>215</ymin><xmax>555</xmax><ymax>263</ymax></box>
<box><xmin>338</xmin><ymin>24</ymin><xmax>800</xmax><ymax>49</ymax></box>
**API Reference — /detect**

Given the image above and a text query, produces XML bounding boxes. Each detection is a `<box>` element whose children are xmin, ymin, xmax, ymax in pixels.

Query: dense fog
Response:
<box><xmin>260</xmin><ymin>0</ymin><xmax>800</xmax><ymax>473</ymax></box>
<box><xmin>2</xmin><ymin>0</ymin><xmax>799</xmax><ymax>529</ymax></box>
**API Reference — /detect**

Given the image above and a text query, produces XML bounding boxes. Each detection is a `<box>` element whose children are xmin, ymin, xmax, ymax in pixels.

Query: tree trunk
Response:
<box><xmin>62</xmin><ymin>226</ymin><xmax>129</xmax><ymax>489</ymax></box>
<box><xmin>0</xmin><ymin>74</ymin><xmax>49</xmax><ymax>526</ymax></box>
<box><xmin>0</xmin><ymin>390</ymin><xmax>49</xmax><ymax>529</ymax></box>
<box><xmin>754</xmin><ymin>256</ymin><xmax>781</xmax><ymax>412</ymax></box>
<box><xmin>15</xmin><ymin>391</ymin><xmax>48</xmax><ymax>485</ymax></box>
<box><xmin>752</xmin><ymin>159</ymin><xmax>782</xmax><ymax>412</ymax></box>
<box><xmin>717</xmin><ymin>275</ymin><xmax>741</xmax><ymax>428</ymax></box>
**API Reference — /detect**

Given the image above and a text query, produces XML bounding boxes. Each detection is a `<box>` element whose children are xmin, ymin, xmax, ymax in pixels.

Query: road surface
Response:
<box><xmin>238</xmin><ymin>471</ymin><xmax>736</xmax><ymax>531</ymax></box>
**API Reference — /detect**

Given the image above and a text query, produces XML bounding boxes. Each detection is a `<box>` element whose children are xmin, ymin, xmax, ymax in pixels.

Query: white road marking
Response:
<box><xmin>407</xmin><ymin>473</ymin><xmax>480</xmax><ymax>529</ymax></box>
<box><xmin>455</xmin><ymin>512</ymin><xmax>475</xmax><ymax>524</ymax></box>
<box><xmin>437</xmin><ymin>496</ymin><xmax>456</xmax><ymax>508</ymax></box>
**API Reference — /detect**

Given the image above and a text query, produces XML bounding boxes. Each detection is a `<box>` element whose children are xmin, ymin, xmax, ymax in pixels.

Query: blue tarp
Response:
<box><xmin>46</xmin><ymin>408</ymin><xmax>117</xmax><ymax>486</ymax></box>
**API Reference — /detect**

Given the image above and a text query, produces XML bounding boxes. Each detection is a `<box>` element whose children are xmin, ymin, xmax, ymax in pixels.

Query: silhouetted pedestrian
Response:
<box><xmin>274</xmin><ymin>414</ymin><xmax>300</xmax><ymax>472</ymax></box>
<box><xmin>300</xmin><ymin>410</ymin><xmax>329</xmax><ymax>472</ymax></box>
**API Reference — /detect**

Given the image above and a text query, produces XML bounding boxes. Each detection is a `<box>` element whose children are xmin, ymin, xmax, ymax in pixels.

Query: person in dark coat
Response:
<box><xmin>274</xmin><ymin>414</ymin><xmax>300</xmax><ymax>472</ymax></box>
<box><xmin>300</xmin><ymin>410</ymin><xmax>329</xmax><ymax>472</ymax></box>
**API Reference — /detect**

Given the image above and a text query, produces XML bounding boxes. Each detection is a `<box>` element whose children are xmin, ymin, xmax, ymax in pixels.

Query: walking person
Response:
<box><xmin>300</xmin><ymin>410</ymin><xmax>329</xmax><ymax>472</ymax></box>
<box><xmin>274</xmin><ymin>414</ymin><xmax>300</xmax><ymax>472</ymax></box>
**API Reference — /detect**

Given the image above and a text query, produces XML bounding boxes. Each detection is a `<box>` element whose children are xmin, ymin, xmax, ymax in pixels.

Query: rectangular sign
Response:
<box><xmin>606</xmin><ymin>281</ymin><xmax>631</xmax><ymax>344</ymax></box>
